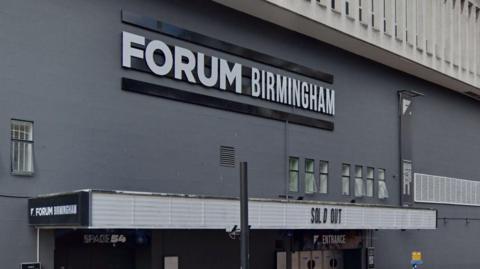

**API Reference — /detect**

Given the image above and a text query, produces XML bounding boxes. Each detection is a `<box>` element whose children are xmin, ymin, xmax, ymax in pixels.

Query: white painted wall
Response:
<box><xmin>213</xmin><ymin>0</ymin><xmax>480</xmax><ymax>99</ymax></box>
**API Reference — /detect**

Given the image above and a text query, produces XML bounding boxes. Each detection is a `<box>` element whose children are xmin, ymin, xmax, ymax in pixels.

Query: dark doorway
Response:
<box><xmin>54</xmin><ymin>229</ymin><xmax>149</xmax><ymax>269</ymax></box>
<box><xmin>55</xmin><ymin>245</ymin><xmax>134</xmax><ymax>269</ymax></box>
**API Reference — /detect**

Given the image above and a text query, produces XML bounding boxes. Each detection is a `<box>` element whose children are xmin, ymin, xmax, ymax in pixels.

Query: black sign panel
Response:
<box><xmin>399</xmin><ymin>93</ymin><xmax>415</xmax><ymax>206</ymax></box>
<box><xmin>20</xmin><ymin>262</ymin><xmax>41</xmax><ymax>269</ymax></box>
<box><xmin>122</xmin><ymin>78</ymin><xmax>334</xmax><ymax>131</ymax></box>
<box><xmin>312</xmin><ymin>230</ymin><xmax>362</xmax><ymax>250</ymax></box>
<box><xmin>28</xmin><ymin>191</ymin><xmax>89</xmax><ymax>226</ymax></box>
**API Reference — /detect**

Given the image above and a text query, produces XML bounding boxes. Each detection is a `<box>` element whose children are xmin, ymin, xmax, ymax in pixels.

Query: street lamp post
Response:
<box><xmin>240</xmin><ymin>162</ymin><xmax>249</xmax><ymax>269</ymax></box>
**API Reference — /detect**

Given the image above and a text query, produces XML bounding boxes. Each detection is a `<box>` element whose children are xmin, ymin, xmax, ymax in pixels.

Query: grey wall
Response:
<box><xmin>0</xmin><ymin>0</ymin><xmax>479</xmax><ymax>268</ymax></box>
<box><xmin>0</xmin><ymin>0</ymin><xmax>401</xmax><ymax>202</ymax></box>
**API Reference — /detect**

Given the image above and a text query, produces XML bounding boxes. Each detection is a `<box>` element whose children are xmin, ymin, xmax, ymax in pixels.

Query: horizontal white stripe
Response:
<box><xmin>91</xmin><ymin>192</ymin><xmax>436</xmax><ymax>230</ymax></box>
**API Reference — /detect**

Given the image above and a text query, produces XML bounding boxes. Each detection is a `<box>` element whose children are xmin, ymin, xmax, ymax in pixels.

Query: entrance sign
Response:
<box><xmin>122</xmin><ymin>32</ymin><xmax>335</xmax><ymax>116</ymax></box>
<box><xmin>313</xmin><ymin>231</ymin><xmax>362</xmax><ymax>250</ymax></box>
<box><xmin>120</xmin><ymin>11</ymin><xmax>336</xmax><ymax>131</ymax></box>
<box><xmin>28</xmin><ymin>192</ymin><xmax>89</xmax><ymax>226</ymax></box>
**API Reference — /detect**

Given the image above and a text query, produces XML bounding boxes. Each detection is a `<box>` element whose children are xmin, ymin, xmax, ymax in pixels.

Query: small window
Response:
<box><xmin>342</xmin><ymin>164</ymin><xmax>350</xmax><ymax>195</ymax></box>
<box><xmin>305</xmin><ymin>159</ymin><xmax>317</xmax><ymax>194</ymax></box>
<box><xmin>331</xmin><ymin>0</ymin><xmax>341</xmax><ymax>12</ymax></box>
<box><xmin>366</xmin><ymin>167</ymin><xmax>374</xmax><ymax>197</ymax></box>
<box><xmin>319</xmin><ymin>161</ymin><xmax>328</xmax><ymax>194</ymax></box>
<box><xmin>11</xmin><ymin>120</ymin><xmax>34</xmax><ymax>175</ymax></box>
<box><xmin>354</xmin><ymin>165</ymin><xmax>364</xmax><ymax>197</ymax></box>
<box><xmin>378</xmin><ymin>168</ymin><xmax>389</xmax><ymax>199</ymax></box>
<box><xmin>289</xmin><ymin>157</ymin><xmax>299</xmax><ymax>192</ymax></box>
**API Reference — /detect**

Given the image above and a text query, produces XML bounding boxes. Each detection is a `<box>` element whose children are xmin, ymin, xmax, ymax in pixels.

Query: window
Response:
<box><xmin>345</xmin><ymin>0</ymin><xmax>350</xmax><ymax>16</ymax></box>
<box><xmin>289</xmin><ymin>157</ymin><xmax>299</xmax><ymax>192</ymax></box>
<box><xmin>354</xmin><ymin>165</ymin><xmax>364</xmax><ymax>197</ymax></box>
<box><xmin>319</xmin><ymin>161</ymin><xmax>328</xmax><ymax>194</ymax></box>
<box><xmin>341</xmin><ymin>164</ymin><xmax>350</xmax><ymax>195</ymax></box>
<box><xmin>378</xmin><ymin>168</ymin><xmax>389</xmax><ymax>199</ymax></box>
<box><xmin>366</xmin><ymin>167</ymin><xmax>374</xmax><ymax>197</ymax></box>
<box><xmin>11</xmin><ymin>120</ymin><xmax>34</xmax><ymax>175</ymax></box>
<box><xmin>305</xmin><ymin>159</ymin><xmax>316</xmax><ymax>194</ymax></box>
<box><xmin>331</xmin><ymin>0</ymin><xmax>341</xmax><ymax>12</ymax></box>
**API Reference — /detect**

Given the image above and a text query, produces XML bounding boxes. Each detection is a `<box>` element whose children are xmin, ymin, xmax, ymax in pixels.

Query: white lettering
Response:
<box><xmin>310</xmin><ymin>84</ymin><xmax>318</xmax><ymax>111</ymax></box>
<box><xmin>122</xmin><ymin>31</ymin><xmax>145</xmax><ymax>68</ymax></box>
<box><xmin>121</xmin><ymin>32</ymin><xmax>336</xmax><ymax>116</ymax></box>
<box><xmin>174</xmin><ymin>46</ymin><xmax>197</xmax><ymax>83</ymax></box>
<box><xmin>276</xmin><ymin>74</ymin><xmax>287</xmax><ymax>104</ymax></box>
<box><xmin>219</xmin><ymin>59</ymin><xmax>242</xmax><ymax>93</ymax></box>
<box><xmin>266</xmin><ymin>72</ymin><xmax>275</xmax><ymax>100</ymax></box>
<box><xmin>325</xmin><ymin>88</ymin><xmax>335</xmax><ymax>115</ymax></box>
<box><xmin>292</xmin><ymin>79</ymin><xmax>300</xmax><ymax>107</ymax></box>
<box><xmin>301</xmin><ymin>82</ymin><xmax>309</xmax><ymax>109</ymax></box>
<box><xmin>318</xmin><ymin>87</ymin><xmax>325</xmax><ymax>113</ymax></box>
<box><xmin>197</xmin><ymin>53</ymin><xmax>218</xmax><ymax>87</ymax></box>
<box><xmin>145</xmin><ymin>40</ymin><xmax>173</xmax><ymax>76</ymax></box>
<box><xmin>251</xmin><ymin>68</ymin><xmax>261</xmax><ymax>97</ymax></box>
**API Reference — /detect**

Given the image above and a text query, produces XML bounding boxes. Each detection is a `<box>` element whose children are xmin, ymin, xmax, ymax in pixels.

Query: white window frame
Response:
<box><xmin>319</xmin><ymin>160</ymin><xmax>328</xmax><ymax>194</ymax></box>
<box><xmin>378</xmin><ymin>168</ymin><xmax>389</xmax><ymax>199</ymax></box>
<box><xmin>11</xmin><ymin>119</ymin><xmax>34</xmax><ymax>176</ymax></box>
<box><xmin>342</xmin><ymin>164</ymin><xmax>351</xmax><ymax>196</ymax></box>
<box><xmin>305</xmin><ymin>159</ymin><xmax>317</xmax><ymax>194</ymax></box>
<box><xmin>354</xmin><ymin>165</ymin><xmax>364</xmax><ymax>197</ymax></box>
<box><xmin>366</xmin><ymin>167</ymin><xmax>374</xmax><ymax>197</ymax></box>
<box><xmin>289</xmin><ymin>157</ymin><xmax>299</xmax><ymax>192</ymax></box>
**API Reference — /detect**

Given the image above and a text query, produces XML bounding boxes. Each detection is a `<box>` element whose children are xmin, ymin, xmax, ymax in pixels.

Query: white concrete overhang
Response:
<box><xmin>29</xmin><ymin>190</ymin><xmax>437</xmax><ymax>230</ymax></box>
<box><xmin>212</xmin><ymin>0</ymin><xmax>480</xmax><ymax>102</ymax></box>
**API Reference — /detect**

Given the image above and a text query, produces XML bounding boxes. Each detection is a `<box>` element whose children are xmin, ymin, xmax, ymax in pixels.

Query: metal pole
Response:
<box><xmin>36</xmin><ymin>228</ymin><xmax>40</xmax><ymax>263</ymax></box>
<box><xmin>240</xmin><ymin>162</ymin><xmax>249</xmax><ymax>269</ymax></box>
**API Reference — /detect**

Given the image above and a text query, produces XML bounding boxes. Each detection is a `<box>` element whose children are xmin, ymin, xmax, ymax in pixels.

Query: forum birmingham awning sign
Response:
<box><xmin>121</xmin><ymin>31</ymin><xmax>335</xmax><ymax>116</ymax></box>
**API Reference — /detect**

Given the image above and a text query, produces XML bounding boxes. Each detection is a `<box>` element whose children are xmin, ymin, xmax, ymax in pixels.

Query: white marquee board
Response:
<box><xmin>91</xmin><ymin>192</ymin><xmax>436</xmax><ymax>230</ymax></box>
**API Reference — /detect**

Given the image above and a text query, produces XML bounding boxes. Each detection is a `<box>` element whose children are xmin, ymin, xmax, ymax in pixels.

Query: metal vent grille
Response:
<box><xmin>464</xmin><ymin>91</ymin><xmax>480</xmax><ymax>101</ymax></box>
<box><xmin>220</xmin><ymin>146</ymin><xmax>235</xmax><ymax>167</ymax></box>
<box><xmin>415</xmin><ymin>173</ymin><xmax>480</xmax><ymax>206</ymax></box>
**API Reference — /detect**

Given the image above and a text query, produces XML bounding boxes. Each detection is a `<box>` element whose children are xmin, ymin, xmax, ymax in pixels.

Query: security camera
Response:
<box><xmin>225</xmin><ymin>225</ymin><xmax>238</xmax><ymax>233</ymax></box>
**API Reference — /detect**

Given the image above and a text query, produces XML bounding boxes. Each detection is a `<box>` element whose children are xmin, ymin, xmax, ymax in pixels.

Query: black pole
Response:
<box><xmin>240</xmin><ymin>162</ymin><xmax>249</xmax><ymax>269</ymax></box>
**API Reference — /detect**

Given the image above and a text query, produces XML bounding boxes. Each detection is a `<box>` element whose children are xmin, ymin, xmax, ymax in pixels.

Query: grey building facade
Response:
<box><xmin>0</xmin><ymin>0</ymin><xmax>478</xmax><ymax>268</ymax></box>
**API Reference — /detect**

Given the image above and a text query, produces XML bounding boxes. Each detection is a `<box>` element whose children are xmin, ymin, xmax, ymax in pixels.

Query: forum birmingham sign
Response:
<box><xmin>122</xmin><ymin>31</ymin><xmax>335</xmax><ymax>116</ymax></box>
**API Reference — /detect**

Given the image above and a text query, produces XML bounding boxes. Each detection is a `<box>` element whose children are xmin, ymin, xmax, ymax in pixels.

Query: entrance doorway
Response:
<box><xmin>54</xmin><ymin>229</ymin><xmax>150</xmax><ymax>269</ymax></box>
<box><xmin>276</xmin><ymin>230</ymin><xmax>363</xmax><ymax>269</ymax></box>
<box><xmin>55</xmin><ymin>245</ymin><xmax>134</xmax><ymax>269</ymax></box>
